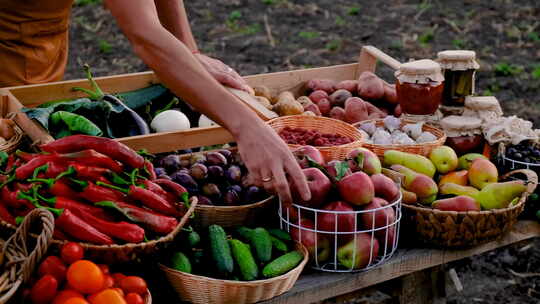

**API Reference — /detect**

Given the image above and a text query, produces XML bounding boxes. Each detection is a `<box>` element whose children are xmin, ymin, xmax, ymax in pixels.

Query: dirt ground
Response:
<box><xmin>65</xmin><ymin>0</ymin><xmax>540</xmax><ymax>303</ymax></box>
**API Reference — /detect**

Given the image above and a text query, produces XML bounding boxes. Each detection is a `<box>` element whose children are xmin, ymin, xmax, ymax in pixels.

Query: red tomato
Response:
<box><xmin>88</xmin><ymin>289</ymin><xmax>126</xmax><ymax>304</ymax></box>
<box><xmin>103</xmin><ymin>275</ymin><xmax>115</xmax><ymax>289</ymax></box>
<box><xmin>30</xmin><ymin>275</ymin><xmax>58</xmax><ymax>304</ymax></box>
<box><xmin>60</xmin><ymin>242</ymin><xmax>84</xmax><ymax>265</ymax></box>
<box><xmin>118</xmin><ymin>276</ymin><xmax>147</xmax><ymax>296</ymax></box>
<box><xmin>125</xmin><ymin>293</ymin><xmax>144</xmax><ymax>304</ymax></box>
<box><xmin>98</xmin><ymin>264</ymin><xmax>110</xmax><ymax>275</ymax></box>
<box><xmin>112</xmin><ymin>288</ymin><xmax>124</xmax><ymax>298</ymax></box>
<box><xmin>67</xmin><ymin>260</ymin><xmax>104</xmax><ymax>294</ymax></box>
<box><xmin>38</xmin><ymin>256</ymin><xmax>67</xmax><ymax>283</ymax></box>
<box><xmin>111</xmin><ymin>273</ymin><xmax>126</xmax><ymax>287</ymax></box>
<box><xmin>52</xmin><ymin>290</ymin><xmax>84</xmax><ymax>304</ymax></box>
<box><xmin>64</xmin><ymin>298</ymin><xmax>89</xmax><ymax>304</ymax></box>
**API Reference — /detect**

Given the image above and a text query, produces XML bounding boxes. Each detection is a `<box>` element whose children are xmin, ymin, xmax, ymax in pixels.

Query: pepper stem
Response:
<box><xmin>72</xmin><ymin>64</ymin><xmax>105</xmax><ymax>100</ymax></box>
<box><xmin>95</xmin><ymin>181</ymin><xmax>129</xmax><ymax>194</ymax></box>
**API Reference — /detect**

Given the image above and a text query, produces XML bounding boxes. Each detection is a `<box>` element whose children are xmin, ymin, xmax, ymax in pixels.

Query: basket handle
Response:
<box><xmin>501</xmin><ymin>169</ymin><xmax>539</xmax><ymax>195</ymax></box>
<box><xmin>357</xmin><ymin>46</ymin><xmax>402</xmax><ymax>77</ymax></box>
<box><xmin>2</xmin><ymin>208</ymin><xmax>55</xmax><ymax>284</ymax></box>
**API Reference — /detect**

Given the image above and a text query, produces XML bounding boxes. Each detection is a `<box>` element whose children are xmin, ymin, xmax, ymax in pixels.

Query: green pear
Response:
<box><xmin>476</xmin><ymin>181</ymin><xmax>527</xmax><ymax>210</ymax></box>
<box><xmin>429</xmin><ymin>146</ymin><xmax>458</xmax><ymax>174</ymax></box>
<box><xmin>391</xmin><ymin>165</ymin><xmax>438</xmax><ymax>204</ymax></box>
<box><xmin>384</xmin><ymin>150</ymin><xmax>436</xmax><ymax>178</ymax></box>
<box><xmin>457</xmin><ymin>153</ymin><xmax>487</xmax><ymax>170</ymax></box>
<box><xmin>439</xmin><ymin>183</ymin><xmax>480</xmax><ymax>199</ymax></box>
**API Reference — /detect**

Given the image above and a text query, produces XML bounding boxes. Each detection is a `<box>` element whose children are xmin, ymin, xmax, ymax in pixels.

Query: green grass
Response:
<box><xmin>98</xmin><ymin>39</ymin><xmax>112</xmax><ymax>54</ymax></box>
<box><xmin>239</xmin><ymin>24</ymin><xmax>262</xmax><ymax>35</ymax></box>
<box><xmin>228</xmin><ymin>10</ymin><xmax>242</xmax><ymax>21</ymax></box>
<box><xmin>335</xmin><ymin>16</ymin><xmax>346</xmax><ymax>26</ymax></box>
<box><xmin>527</xmin><ymin>32</ymin><xmax>540</xmax><ymax>42</ymax></box>
<box><xmin>417</xmin><ymin>0</ymin><xmax>432</xmax><ymax>11</ymax></box>
<box><xmin>452</xmin><ymin>38</ymin><xmax>466</xmax><ymax>49</ymax></box>
<box><xmin>298</xmin><ymin>31</ymin><xmax>320</xmax><ymax>39</ymax></box>
<box><xmin>418</xmin><ymin>29</ymin><xmax>434</xmax><ymax>47</ymax></box>
<box><xmin>325</xmin><ymin>39</ymin><xmax>342</xmax><ymax>51</ymax></box>
<box><xmin>347</xmin><ymin>6</ymin><xmax>360</xmax><ymax>15</ymax></box>
<box><xmin>262</xmin><ymin>0</ymin><xmax>276</xmax><ymax>4</ymax></box>
<box><xmin>494</xmin><ymin>62</ymin><xmax>523</xmax><ymax>76</ymax></box>
<box><xmin>74</xmin><ymin>0</ymin><xmax>101</xmax><ymax>5</ymax></box>
<box><xmin>532</xmin><ymin>64</ymin><xmax>540</xmax><ymax>80</ymax></box>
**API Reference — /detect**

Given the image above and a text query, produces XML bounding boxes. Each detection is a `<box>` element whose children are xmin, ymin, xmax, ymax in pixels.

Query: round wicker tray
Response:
<box><xmin>353</xmin><ymin>118</ymin><xmax>446</xmax><ymax>157</ymax></box>
<box><xmin>0</xmin><ymin>197</ymin><xmax>197</xmax><ymax>264</ymax></box>
<box><xmin>267</xmin><ymin>115</ymin><xmax>365</xmax><ymax>161</ymax></box>
<box><xmin>0</xmin><ymin>208</ymin><xmax>54</xmax><ymax>303</ymax></box>
<box><xmin>402</xmin><ymin>169</ymin><xmax>538</xmax><ymax>248</ymax></box>
<box><xmin>0</xmin><ymin>115</ymin><xmax>24</xmax><ymax>155</ymax></box>
<box><xmin>194</xmin><ymin>195</ymin><xmax>275</xmax><ymax>228</ymax></box>
<box><xmin>159</xmin><ymin>242</ymin><xmax>308</xmax><ymax>304</ymax></box>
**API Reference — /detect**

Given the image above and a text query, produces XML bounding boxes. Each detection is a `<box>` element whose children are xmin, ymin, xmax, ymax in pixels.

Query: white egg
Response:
<box><xmin>150</xmin><ymin>110</ymin><xmax>191</xmax><ymax>133</ymax></box>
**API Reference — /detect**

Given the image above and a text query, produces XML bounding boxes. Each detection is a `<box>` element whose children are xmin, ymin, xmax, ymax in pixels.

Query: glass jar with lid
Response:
<box><xmin>437</xmin><ymin>50</ymin><xmax>479</xmax><ymax>107</ymax></box>
<box><xmin>440</xmin><ymin>115</ymin><xmax>484</xmax><ymax>155</ymax></box>
<box><xmin>395</xmin><ymin>59</ymin><xmax>444</xmax><ymax>115</ymax></box>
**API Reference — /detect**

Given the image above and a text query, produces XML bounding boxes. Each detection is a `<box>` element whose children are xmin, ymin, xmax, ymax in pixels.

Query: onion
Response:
<box><xmin>150</xmin><ymin>110</ymin><xmax>190</xmax><ymax>133</ymax></box>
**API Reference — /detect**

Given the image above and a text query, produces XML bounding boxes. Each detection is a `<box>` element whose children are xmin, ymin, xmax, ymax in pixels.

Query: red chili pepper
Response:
<box><xmin>53</xmin><ymin>228</ymin><xmax>69</xmax><ymax>240</ymax></box>
<box><xmin>14</xmin><ymin>182</ymin><xmax>33</xmax><ymax>192</ymax></box>
<box><xmin>1</xmin><ymin>185</ymin><xmax>33</xmax><ymax>209</ymax></box>
<box><xmin>15</xmin><ymin>154</ymin><xmax>61</xmax><ymax>180</ymax></box>
<box><xmin>5</xmin><ymin>154</ymin><xmax>21</xmax><ymax>172</ymax></box>
<box><xmin>40</xmin><ymin>135</ymin><xmax>145</xmax><ymax>169</ymax></box>
<box><xmin>48</xmin><ymin>179</ymin><xmax>83</xmax><ymax>201</ymax></box>
<box><xmin>50</xmin><ymin>208</ymin><xmax>113</xmax><ymax>245</ymax></box>
<box><xmin>96</xmin><ymin>201</ymin><xmax>178</xmax><ymax>235</ymax></box>
<box><xmin>69</xmin><ymin>163</ymin><xmax>111</xmax><ymax>181</ymax></box>
<box><xmin>43</xmin><ymin>162</ymin><xmax>69</xmax><ymax>179</ymax></box>
<box><xmin>128</xmin><ymin>185</ymin><xmax>179</xmax><ymax>216</ymax></box>
<box><xmin>73</xmin><ymin>208</ymin><xmax>145</xmax><ymax>243</ymax></box>
<box><xmin>154</xmin><ymin>178</ymin><xmax>189</xmax><ymax>204</ymax></box>
<box><xmin>61</xmin><ymin>150</ymin><xmax>123</xmax><ymax>173</ymax></box>
<box><xmin>144</xmin><ymin>160</ymin><xmax>157</xmax><ymax>180</ymax></box>
<box><xmin>0</xmin><ymin>203</ymin><xmax>15</xmax><ymax>225</ymax></box>
<box><xmin>70</xmin><ymin>179</ymin><xmax>127</xmax><ymax>203</ymax></box>
<box><xmin>15</xmin><ymin>151</ymin><xmax>38</xmax><ymax>162</ymax></box>
<box><xmin>141</xmin><ymin>179</ymin><xmax>176</xmax><ymax>204</ymax></box>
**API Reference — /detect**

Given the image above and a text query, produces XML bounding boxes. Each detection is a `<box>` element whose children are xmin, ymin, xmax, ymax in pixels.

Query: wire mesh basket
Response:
<box><xmin>277</xmin><ymin>192</ymin><xmax>402</xmax><ymax>273</ymax></box>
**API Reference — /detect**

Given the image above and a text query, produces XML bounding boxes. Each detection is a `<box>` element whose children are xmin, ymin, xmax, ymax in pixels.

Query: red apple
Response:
<box><xmin>292</xmin><ymin>145</ymin><xmax>324</xmax><ymax>169</ymax></box>
<box><xmin>290</xmin><ymin>218</ymin><xmax>331</xmax><ymax>262</ymax></box>
<box><xmin>324</xmin><ymin>160</ymin><xmax>352</xmax><ymax>182</ymax></box>
<box><xmin>346</xmin><ymin>148</ymin><xmax>382</xmax><ymax>175</ymax></box>
<box><xmin>338</xmin><ymin>172</ymin><xmax>374</xmax><ymax>206</ymax></box>
<box><xmin>361</xmin><ymin>198</ymin><xmax>396</xmax><ymax>249</ymax></box>
<box><xmin>317</xmin><ymin>201</ymin><xmax>357</xmax><ymax>233</ymax></box>
<box><xmin>337</xmin><ymin>232</ymin><xmax>379</xmax><ymax>269</ymax></box>
<box><xmin>295</xmin><ymin>168</ymin><xmax>331</xmax><ymax>208</ymax></box>
<box><xmin>370</xmin><ymin>173</ymin><xmax>399</xmax><ymax>202</ymax></box>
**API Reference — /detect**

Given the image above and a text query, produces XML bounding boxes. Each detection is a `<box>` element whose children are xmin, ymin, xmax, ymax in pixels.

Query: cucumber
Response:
<box><xmin>187</xmin><ymin>230</ymin><xmax>201</xmax><ymax>247</ymax></box>
<box><xmin>229</xmin><ymin>239</ymin><xmax>259</xmax><ymax>281</ymax></box>
<box><xmin>209</xmin><ymin>225</ymin><xmax>234</xmax><ymax>275</ymax></box>
<box><xmin>251</xmin><ymin>228</ymin><xmax>273</xmax><ymax>263</ymax></box>
<box><xmin>262</xmin><ymin>251</ymin><xmax>303</xmax><ymax>278</ymax></box>
<box><xmin>235</xmin><ymin>226</ymin><xmax>254</xmax><ymax>241</ymax></box>
<box><xmin>268</xmin><ymin>228</ymin><xmax>292</xmax><ymax>241</ymax></box>
<box><xmin>270</xmin><ymin>235</ymin><xmax>288</xmax><ymax>253</ymax></box>
<box><xmin>171</xmin><ymin>252</ymin><xmax>192</xmax><ymax>273</ymax></box>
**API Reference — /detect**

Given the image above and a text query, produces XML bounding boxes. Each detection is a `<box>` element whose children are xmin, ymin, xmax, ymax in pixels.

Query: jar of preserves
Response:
<box><xmin>437</xmin><ymin>50</ymin><xmax>479</xmax><ymax>107</ymax></box>
<box><xmin>395</xmin><ymin>59</ymin><xmax>444</xmax><ymax>115</ymax></box>
<box><xmin>440</xmin><ymin>115</ymin><xmax>484</xmax><ymax>155</ymax></box>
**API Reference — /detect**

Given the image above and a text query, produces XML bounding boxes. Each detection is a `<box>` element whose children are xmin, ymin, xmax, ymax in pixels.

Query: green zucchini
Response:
<box><xmin>270</xmin><ymin>235</ymin><xmax>288</xmax><ymax>253</ymax></box>
<box><xmin>171</xmin><ymin>252</ymin><xmax>192</xmax><ymax>273</ymax></box>
<box><xmin>268</xmin><ymin>228</ymin><xmax>292</xmax><ymax>241</ymax></box>
<box><xmin>262</xmin><ymin>251</ymin><xmax>303</xmax><ymax>278</ymax></box>
<box><xmin>209</xmin><ymin>225</ymin><xmax>234</xmax><ymax>275</ymax></box>
<box><xmin>229</xmin><ymin>239</ymin><xmax>259</xmax><ymax>281</ymax></box>
<box><xmin>117</xmin><ymin>84</ymin><xmax>170</xmax><ymax>109</ymax></box>
<box><xmin>251</xmin><ymin>228</ymin><xmax>272</xmax><ymax>263</ymax></box>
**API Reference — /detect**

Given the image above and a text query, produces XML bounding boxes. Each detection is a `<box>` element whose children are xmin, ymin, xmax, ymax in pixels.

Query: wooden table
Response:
<box><xmin>263</xmin><ymin>220</ymin><xmax>540</xmax><ymax>304</ymax></box>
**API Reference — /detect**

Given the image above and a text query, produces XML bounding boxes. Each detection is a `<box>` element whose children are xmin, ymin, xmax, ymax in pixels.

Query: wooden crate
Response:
<box><xmin>3</xmin><ymin>46</ymin><xmax>401</xmax><ymax>153</ymax></box>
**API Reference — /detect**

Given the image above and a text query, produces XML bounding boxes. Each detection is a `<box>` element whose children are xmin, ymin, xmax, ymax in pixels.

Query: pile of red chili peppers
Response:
<box><xmin>0</xmin><ymin>135</ymin><xmax>189</xmax><ymax>245</ymax></box>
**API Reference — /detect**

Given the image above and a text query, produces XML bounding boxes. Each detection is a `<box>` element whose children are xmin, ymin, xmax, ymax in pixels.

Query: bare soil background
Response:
<box><xmin>66</xmin><ymin>0</ymin><xmax>540</xmax><ymax>303</ymax></box>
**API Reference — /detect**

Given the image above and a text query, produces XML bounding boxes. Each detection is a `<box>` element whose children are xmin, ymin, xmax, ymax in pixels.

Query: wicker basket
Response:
<box><xmin>194</xmin><ymin>195</ymin><xmax>275</xmax><ymax>228</ymax></box>
<box><xmin>0</xmin><ymin>208</ymin><xmax>54</xmax><ymax>303</ymax></box>
<box><xmin>0</xmin><ymin>113</ymin><xmax>24</xmax><ymax>155</ymax></box>
<box><xmin>401</xmin><ymin>169</ymin><xmax>538</xmax><ymax>248</ymax></box>
<box><xmin>267</xmin><ymin>116</ymin><xmax>365</xmax><ymax>161</ymax></box>
<box><xmin>0</xmin><ymin>197</ymin><xmax>197</xmax><ymax>264</ymax></box>
<box><xmin>353</xmin><ymin>118</ymin><xmax>446</xmax><ymax>157</ymax></box>
<box><xmin>159</xmin><ymin>242</ymin><xmax>308</xmax><ymax>304</ymax></box>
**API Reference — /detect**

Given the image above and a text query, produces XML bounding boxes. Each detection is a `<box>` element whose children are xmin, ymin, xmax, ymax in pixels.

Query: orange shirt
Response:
<box><xmin>0</xmin><ymin>0</ymin><xmax>73</xmax><ymax>87</ymax></box>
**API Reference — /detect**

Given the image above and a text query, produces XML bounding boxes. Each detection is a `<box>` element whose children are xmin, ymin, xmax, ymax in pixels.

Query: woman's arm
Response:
<box><xmin>154</xmin><ymin>0</ymin><xmax>198</xmax><ymax>53</ymax></box>
<box><xmin>104</xmin><ymin>0</ymin><xmax>310</xmax><ymax>204</ymax></box>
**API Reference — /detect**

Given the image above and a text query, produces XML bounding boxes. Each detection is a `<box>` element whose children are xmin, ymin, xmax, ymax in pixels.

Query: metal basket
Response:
<box><xmin>277</xmin><ymin>193</ymin><xmax>402</xmax><ymax>273</ymax></box>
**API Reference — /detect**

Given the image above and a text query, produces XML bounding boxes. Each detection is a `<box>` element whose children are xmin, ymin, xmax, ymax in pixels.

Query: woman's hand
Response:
<box><xmin>194</xmin><ymin>53</ymin><xmax>254</xmax><ymax>94</ymax></box>
<box><xmin>235</xmin><ymin>121</ymin><xmax>311</xmax><ymax>206</ymax></box>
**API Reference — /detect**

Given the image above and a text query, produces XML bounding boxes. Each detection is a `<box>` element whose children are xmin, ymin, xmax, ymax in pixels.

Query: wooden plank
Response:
<box><xmin>227</xmin><ymin>87</ymin><xmax>278</xmax><ymax>120</ymax></box>
<box><xmin>263</xmin><ymin>220</ymin><xmax>540</xmax><ymax>304</ymax></box>
<box><xmin>116</xmin><ymin>125</ymin><xmax>234</xmax><ymax>153</ymax></box>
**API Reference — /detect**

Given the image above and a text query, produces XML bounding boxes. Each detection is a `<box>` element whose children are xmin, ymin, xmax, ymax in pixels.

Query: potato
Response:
<box><xmin>306</xmin><ymin>79</ymin><xmax>336</xmax><ymax>94</ymax></box>
<box><xmin>335</xmin><ymin>80</ymin><xmax>359</xmax><ymax>93</ymax></box>
<box><xmin>273</xmin><ymin>97</ymin><xmax>304</xmax><ymax>116</ymax></box>
<box><xmin>297</xmin><ymin>96</ymin><xmax>313</xmax><ymax>108</ymax></box>
<box><xmin>277</xmin><ymin>91</ymin><xmax>295</xmax><ymax>103</ymax></box>
<box><xmin>329</xmin><ymin>89</ymin><xmax>352</xmax><ymax>107</ymax></box>
<box><xmin>383</xmin><ymin>82</ymin><xmax>398</xmax><ymax>104</ymax></box>
<box><xmin>329</xmin><ymin>106</ymin><xmax>346</xmax><ymax>121</ymax></box>
<box><xmin>357</xmin><ymin>71</ymin><xmax>385</xmax><ymax>100</ymax></box>
<box><xmin>365</xmin><ymin>102</ymin><xmax>387</xmax><ymax>119</ymax></box>
<box><xmin>304</xmin><ymin>103</ymin><xmax>322</xmax><ymax>116</ymax></box>
<box><xmin>317</xmin><ymin>98</ymin><xmax>331</xmax><ymax>116</ymax></box>
<box><xmin>344</xmin><ymin>97</ymin><xmax>369</xmax><ymax>124</ymax></box>
<box><xmin>253</xmin><ymin>85</ymin><xmax>273</xmax><ymax>102</ymax></box>
<box><xmin>255</xmin><ymin>96</ymin><xmax>273</xmax><ymax>110</ymax></box>
<box><xmin>308</xmin><ymin>90</ymin><xmax>328</xmax><ymax>103</ymax></box>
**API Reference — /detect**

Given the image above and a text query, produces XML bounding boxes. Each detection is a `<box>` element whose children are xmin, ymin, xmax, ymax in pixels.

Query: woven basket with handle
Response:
<box><xmin>0</xmin><ymin>197</ymin><xmax>197</xmax><ymax>264</ymax></box>
<box><xmin>0</xmin><ymin>208</ymin><xmax>54</xmax><ymax>303</ymax></box>
<box><xmin>353</xmin><ymin>118</ymin><xmax>446</xmax><ymax>158</ymax></box>
<box><xmin>194</xmin><ymin>195</ymin><xmax>275</xmax><ymax>228</ymax></box>
<box><xmin>401</xmin><ymin>169</ymin><xmax>538</xmax><ymax>248</ymax></box>
<box><xmin>0</xmin><ymin>112</ymin><xmax>24</xmax><ymax>155</ymax></box>
<box><xmin>267</xmin><ymin>115</ymin><xmax>365</xmax><ymax>161</ymax></box>
<box><xmin>159</xmin><ymin>242</ymin><xmax>308</xmax><ymax>304</ymax></box>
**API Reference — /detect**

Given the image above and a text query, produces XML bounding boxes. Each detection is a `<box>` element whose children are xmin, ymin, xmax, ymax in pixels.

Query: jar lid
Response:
<box><xmin>395</xmin><ymin>59</ymin><xmax>444</xmax><ymax>84</ymax></box>
<box><xmin>440</xmin><ymin>115</ymin><xmax>482</xmax><ymax>137</ymax></box>
<box><xmin>437</xmin><ymin>50</ymin><xmax>480</xmax><ymax>70</ymax></box>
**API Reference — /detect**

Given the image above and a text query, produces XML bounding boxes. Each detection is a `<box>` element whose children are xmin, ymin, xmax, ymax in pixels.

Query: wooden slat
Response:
<box><xmin>116</xmin><ymin>125</ymin><xmax>234</xmax><ymax>153</ymax></box>
<box><xmin>227</xmin><ymin>87</ymin><xmax>278</xmax><ymax>120</ymax></box>
<box><xmin>263</xmin><ymin>220</ymin><xmax>540</xmax><ymax>304</ymax></box>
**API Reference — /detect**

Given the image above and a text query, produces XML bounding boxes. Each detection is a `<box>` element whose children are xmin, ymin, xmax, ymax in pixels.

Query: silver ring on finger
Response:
<box><xmin>262</xmin><ymin>176</ymin><xmax>273</xmax><ymax>183</ymax></box>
